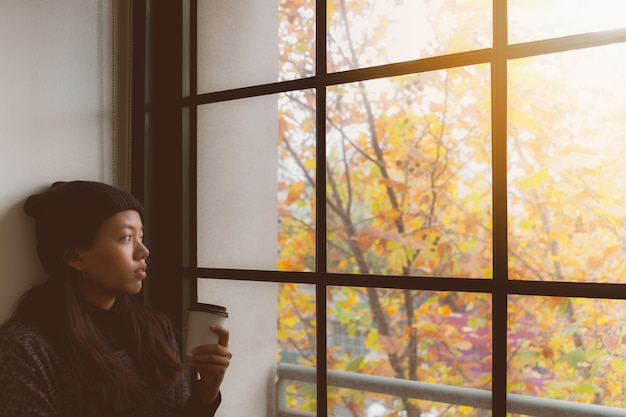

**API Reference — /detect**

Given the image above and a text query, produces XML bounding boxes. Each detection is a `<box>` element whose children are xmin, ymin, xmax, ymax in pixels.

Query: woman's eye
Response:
<box><xmin>122</xmin><ymin>236</ymin><xmax>132</xmax><ymax>243</ymax></box>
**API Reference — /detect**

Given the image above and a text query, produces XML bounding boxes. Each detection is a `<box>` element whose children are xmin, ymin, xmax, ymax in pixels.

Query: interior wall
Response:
<box><xmin>0</xmin><ymin>0</ymin><xmax>113</xmax><ymax>322</ymax></box>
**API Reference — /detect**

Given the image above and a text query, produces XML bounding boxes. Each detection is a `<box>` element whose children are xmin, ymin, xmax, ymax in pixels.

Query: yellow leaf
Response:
<box><xmin>438</xmin><ymin>305</ymin><xmax>452</xmax><ymax>316</ymax></box>
<box><xmin>388</xmin><ymin>248</ymin><xmax>408</xmax><ymax>271</ymax></box>
<box><xmin>517</xmin><ymin>167</ymin><xmax>549</xmax><ymax>190</ymax></box>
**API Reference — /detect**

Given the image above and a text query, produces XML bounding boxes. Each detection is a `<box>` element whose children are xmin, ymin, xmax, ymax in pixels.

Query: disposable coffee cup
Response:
<box><xmin>185</xmin><ymin>304</ymin><xmax>228</xmax><ymax>357</ymax></box>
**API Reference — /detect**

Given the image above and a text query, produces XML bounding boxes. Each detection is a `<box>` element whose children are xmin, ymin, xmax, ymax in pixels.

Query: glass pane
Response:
<box><xmin>328</xmin><ymin>0</ymin><xmax>492</xmax><ymax>72</ymax></box>
<box><xmin>508</xmin><ymin>295</ymin><xmax>626</xmax><ymax>414</ymax></box>
<box><xmin>195</xmin><ymin>279</ymin><xmax>307</xmax><ymax>416</ymax></box>
<box><xmin>326</xmin><ymin>65</ymin><xmax>492</xmax><ymax>277</ymax></box>
<box><xmin>277</xmin><ymin>283</ymin><xmax>317</xmax><ymax>415</ymax></box>
<box><xmin>327</xmin><ymin>287</ymin><xmax>492</xmax><ymax>416</ymax></box>
<box><xmin>507</xmin><ymin>44</ymin><xmax>626</xmax><ymax>283</ymax></box>
<box><xmin>278</xmin><ymin>90</ymin><xmax>317</xmax><ymax>272</ymax></box>
<box><xmin>197</xmin><ymin>96</ymin><xmax>279</xmax><ymax>269</ymax></box>
<box><xmin>279</xmin><ymin>0</ymin><xmax>316</xmax><ymax>81</ymax></box>
<box><xmin>508</xmin><ymin>0</ymin><xmax>626</xmax><ymax>44</ymax></box>
<box><xmin>197</xmin><ymin>0</ymin><xmax>279</xmax><ymax>93</ymax></box>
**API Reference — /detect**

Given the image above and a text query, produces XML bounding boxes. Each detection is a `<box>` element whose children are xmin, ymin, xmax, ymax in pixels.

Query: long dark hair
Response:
<box><xmin>13</xmin><ymin>268</ymin><xmax>183</xmax><ymax>416</ymax></box>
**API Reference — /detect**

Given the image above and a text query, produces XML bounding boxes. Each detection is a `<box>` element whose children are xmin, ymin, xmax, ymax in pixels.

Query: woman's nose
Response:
<box><xmin>136</xmin><ymin>241</ymin><xmax>149</xmax><ymax>259</ymax></box>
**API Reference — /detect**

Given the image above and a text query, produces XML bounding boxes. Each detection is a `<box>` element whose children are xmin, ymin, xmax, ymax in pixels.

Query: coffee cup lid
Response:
<box><xmin>188</xmin><ymin>303</ymin><xmax>229</xmax><ymax>317</ymax></box>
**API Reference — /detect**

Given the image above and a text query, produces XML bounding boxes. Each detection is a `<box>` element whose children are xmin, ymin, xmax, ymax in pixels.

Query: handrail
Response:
<box><xmin>276</xmin><ymin>363</ymin><xmax>626</xmax><ymax>417</ymax></box>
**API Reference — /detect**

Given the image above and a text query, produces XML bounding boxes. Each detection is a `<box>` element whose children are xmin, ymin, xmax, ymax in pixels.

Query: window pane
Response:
<box><xmin>278</xmin><ymin>90</ymin><xmax>317</xmax><ymax>272</ymax></box>
<box><xmin>327</xmin><ymin>287</ymin><xmax>492</xmax><ymax>416</ymax></box>
<box><xmin>326</xmin><ymin>65</ymin><xmax>492</xmax><ymax>277</ymax></box>
<box><xmin>507</xmin><ymin>44</ymin><xmax>626</xmax><ymax>283</ymax></box>
<box><xmin>277</xmin><ymin>283</ymin><xmax>317</xmax><ymax>415</ymax></box>
<box><xmin>508</xmin><ymin>295</ymin><xmax>626</xmax><ymax>412</ymax></box>
<box><xmin>279</xmin><ymin>0</ymin><xmax>315</xmax><ymax>81</ymax></box>
<box><xmin>328</xmin><ymin>0</ymin><xmax>492</xmax><ymax>72</ymax></box>
<box><xmin>195</xmin><ymin>278</ymin><xmax>281</xmax><ymax>415</ymax></box>
<box><xmin>197</xmin><ymin>96</ymin><xmax>279</xmax><ymax>269</ymax></box>
<box><xmin>508</xmin><ymin>0</ymin><xmax>626</xmax><ymax>44</ymax></box>
<box><xmin>197</xmin><ymin>0</ymin><xmax>279</xmax><ymax>93</ymax></box>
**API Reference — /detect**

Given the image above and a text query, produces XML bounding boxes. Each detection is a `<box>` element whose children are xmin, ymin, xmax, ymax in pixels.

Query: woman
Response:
<box><xmin>0</xmin><ymin>181</ymin><xmax>231</xmax><ymax>416</ymax></box>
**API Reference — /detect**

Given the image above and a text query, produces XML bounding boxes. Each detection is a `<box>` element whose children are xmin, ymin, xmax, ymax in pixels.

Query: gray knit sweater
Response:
<box><xmin>0</xmin><ymin>319</ymin><xmax>219</xmax><ymax>417</ymax></box>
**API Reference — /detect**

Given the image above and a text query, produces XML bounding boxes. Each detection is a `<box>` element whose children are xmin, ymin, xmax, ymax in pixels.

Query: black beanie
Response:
<box><xmin>24</xmin><ymin>181</ymin><xmax>144</xmax><ymax>276</ymax></box>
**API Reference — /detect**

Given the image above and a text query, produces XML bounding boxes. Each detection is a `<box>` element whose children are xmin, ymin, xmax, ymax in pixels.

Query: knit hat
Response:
<box><xmin>24</xmin><ymin>181</ymin><xmax>144</xmax><ymax>275</ymax></box>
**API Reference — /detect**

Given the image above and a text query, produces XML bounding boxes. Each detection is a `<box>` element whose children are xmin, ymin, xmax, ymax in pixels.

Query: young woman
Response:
<box><xmin>0</xmin><ymin>181</ymin><xmax>231</xmax><ymax>416</ymax></box>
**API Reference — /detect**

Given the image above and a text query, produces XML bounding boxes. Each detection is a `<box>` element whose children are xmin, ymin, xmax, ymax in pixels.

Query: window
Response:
<box><xmin>172</xmin><ymin>1</ymin><xmax>626</xmax><ymax>416</ymax></box>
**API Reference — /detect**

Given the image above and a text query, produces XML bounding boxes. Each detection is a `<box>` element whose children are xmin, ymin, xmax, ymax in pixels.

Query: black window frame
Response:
<box><xmin>130</xmin><ymin>1</ymin><xmax>626</xmax><ymax>415</ymax></box>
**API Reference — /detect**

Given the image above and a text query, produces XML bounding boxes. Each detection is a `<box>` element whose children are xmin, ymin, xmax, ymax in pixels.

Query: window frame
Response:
<box><xmin>131</xmin><ymin>1</ymin><xmax>626</xmax><ymax>416</ymax></box>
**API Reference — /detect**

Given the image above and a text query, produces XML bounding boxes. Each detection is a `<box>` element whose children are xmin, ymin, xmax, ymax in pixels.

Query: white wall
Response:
<box><xmin>0</xmin><ymin>0</ymin><xmax>113</xmax><ymax>322</ymax></box>
<box><xmin>194</xmin><ymin>1</ymin><xmax>279</xmax><ymax>415</ymax></box>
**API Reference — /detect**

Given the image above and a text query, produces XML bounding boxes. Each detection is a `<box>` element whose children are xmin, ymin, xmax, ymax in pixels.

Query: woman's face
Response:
<box><xmin>70</xmin><ymin>210</ymin><xmax>149</xmax><ymax>309</ymax></box>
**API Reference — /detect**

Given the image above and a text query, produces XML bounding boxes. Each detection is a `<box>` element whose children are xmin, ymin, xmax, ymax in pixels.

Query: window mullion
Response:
<box><xmin>316</xmin><ymin>0</ymin><xmax>328</xmax><ymax>416</ymax></box>
<box><xmin>492</xmin><ymin>0</ymin><xmax>509</xmax><ymax>416</ymax></box>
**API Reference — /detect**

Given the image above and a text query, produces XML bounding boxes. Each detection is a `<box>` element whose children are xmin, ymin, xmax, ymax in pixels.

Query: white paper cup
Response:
<box><xmin>185</xmin><ymin>304</ymin><xmax>228</xmax><ymax>357</ymax></box>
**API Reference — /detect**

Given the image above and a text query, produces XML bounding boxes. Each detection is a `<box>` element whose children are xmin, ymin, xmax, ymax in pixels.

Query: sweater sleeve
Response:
<box><xmin>0</xmin><ymin>321</ymin><xmax>59</xmax><ymax>417</ymax></box>
<box><xmin>182</xmin><ymin>386</ymin><xmax>222</xmax><ymax>417</ymax></box>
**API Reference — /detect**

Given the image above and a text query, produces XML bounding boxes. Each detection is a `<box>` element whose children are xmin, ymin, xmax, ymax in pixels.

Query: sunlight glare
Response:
<box><xmin>509</xmin><ymin>0</ymin><xmax>626</xmax><ymax>43</ymax></box>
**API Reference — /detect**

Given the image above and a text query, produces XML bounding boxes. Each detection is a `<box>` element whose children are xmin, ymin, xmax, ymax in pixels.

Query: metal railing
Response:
<box><xmin>276</xmin><ymin>363</ymin><xmax>626</xmax><ymax>417</ymax></box>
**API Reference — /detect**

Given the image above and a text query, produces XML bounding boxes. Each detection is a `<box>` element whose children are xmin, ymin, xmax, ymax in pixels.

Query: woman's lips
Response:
<box><xmin>135</xmin><ymin>265</ymin><xmax>147</xmax><ymax>279</ymax></box>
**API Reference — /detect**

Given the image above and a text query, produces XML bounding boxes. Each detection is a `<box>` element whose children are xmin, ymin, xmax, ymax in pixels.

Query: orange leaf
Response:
<box><xmin>346</xmin><ymin>401</ymin><xmax>366</xmax><ymax>417</ymax></box>
<box><xmin>437</xmin><ymin>305</ymin><xmax>452</xmax><ymax>316</ymax></box>
<box><xmin>378</xmin><ymin>177</ymin><xmax>408</xmax><ymax>193</ymax></box>
<box><xmin>587</xmin><ymin>256</ymin><xmax>603</xmax><ymax>269</ymax></box>
<box><xmin>378</xmin><ymin>335</ymin><xmax>404</xmax><ymax>355</ymax></box>
<box><xmin>383</xmin><ymin>231</ymin><xmax>406</xmax><ymax>244</ymax></box>
<box><xmin>453</xmin><ymin>340</ymin><xmax>473</xmax><ymax>351</ymax></box>
<box><xmin>371</xmin><ymin>360</ymin><xmax>397</xmax><ymax>378</ymax></box>
<box><xmin>382</xmin><ymin>208</ymin><xmax>402</xmax><ymax>221</ymax></box>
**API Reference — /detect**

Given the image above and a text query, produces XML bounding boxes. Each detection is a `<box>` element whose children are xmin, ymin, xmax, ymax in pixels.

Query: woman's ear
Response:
<box><xmin>64</xmin><ymin>249</ymin><xmax>84</xmax><ymax>271</ymax></box>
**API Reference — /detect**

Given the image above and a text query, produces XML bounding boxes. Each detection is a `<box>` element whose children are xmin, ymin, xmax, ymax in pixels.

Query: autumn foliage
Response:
<box><xmin>277</xmin><ymin>0</ymin><xmax>626</xmax><ymax>416</ymax></box>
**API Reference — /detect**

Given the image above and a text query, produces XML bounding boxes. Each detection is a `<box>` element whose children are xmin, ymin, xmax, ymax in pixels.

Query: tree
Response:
<box><xmin>506</xmin><ymin>43</ymin><xmax>626</xmax><ymax>411</ymax></box>
<box><xmin>277</xmin><ymin>0</ymin><xmax>626</xmax><ymax>415</ymax></box>
<box><xmin>278</xmin><ymin>1</ymin><xmax>492</xmax><ymax>416</ymax></box>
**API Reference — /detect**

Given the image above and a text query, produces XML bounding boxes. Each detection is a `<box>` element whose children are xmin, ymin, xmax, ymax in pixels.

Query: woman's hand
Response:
<box><xmin>187</xmin><ymin>325</ymin><xmax>232</xmax><ymax>406</ymax></box>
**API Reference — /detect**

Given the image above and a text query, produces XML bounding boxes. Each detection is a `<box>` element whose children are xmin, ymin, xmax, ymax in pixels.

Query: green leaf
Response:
<box><xmin>517</xmin><ymin>167</ymin><xmax>549</xmax><ymax>190</ymax></box>
<box><xmin>586</xmin><ymin>346</ymin><xmax>602</xmax><ymax>361</ymax></box>
<box><xmin>574</xmin><ymin>383</ymin><xmax>602</xmax><ymax>395</ymax></box>
<box><xmin>297</xmin><ymin>383</ymin><xmax>317</xmax><ymax>398</ymax></box>
<box><xmin>562</xmin><ymin>325</ymin><xmax>582</xmax><ymax>336</ymax></box>
<box><xmin>346</xmin><ymin>356</ymin><xmax>365</xmax><ymax>372</ymax></box>
<box><xmin>558</xmin><ymin>347</ymin><xmax>586</xmax><ymax>367</ymax></box>
<box><xmin>556</xmin><ymin>298</ymin><xmax>569</xmax><ymax>317</ymax></box>
<box><xmin>589</xmin><ymin>359</ymin><xmax>599</xmax><ymax>378</ymax></box>
<box><xmin>515</xmin><ymin>348</ymin><xmax>541</xmax><ymax>365</ymax></box>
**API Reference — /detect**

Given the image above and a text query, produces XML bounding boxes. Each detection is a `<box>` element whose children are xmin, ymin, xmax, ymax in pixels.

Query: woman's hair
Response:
<box><xmin>13</xmin><ymin>271</ymin><xmax>183</xmax><ymax>416</ymax></box>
